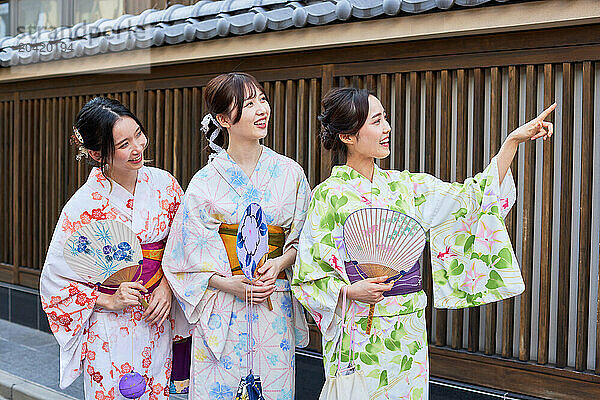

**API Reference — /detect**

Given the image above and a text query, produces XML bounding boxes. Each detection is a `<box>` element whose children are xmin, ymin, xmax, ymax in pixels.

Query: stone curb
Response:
<box><xmin>0</xmin><ymin>370</ymin><xmax>77</xmax><ymax>400</ymax></box>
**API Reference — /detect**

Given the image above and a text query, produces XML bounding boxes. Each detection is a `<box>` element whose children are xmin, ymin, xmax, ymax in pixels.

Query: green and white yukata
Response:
<box><xmin>292</xmin><ymin>158</ymin><xmax>524</xmax><ymax>399</ymax></box>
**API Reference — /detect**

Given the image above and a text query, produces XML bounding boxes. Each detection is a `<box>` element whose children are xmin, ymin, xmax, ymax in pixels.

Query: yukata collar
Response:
<box><xmin>330</xmin><ymin>163</ymin><xmax>387</xmax><ymax>183</ymax></box>
<box><xmin>210</xmin><ymin>145</ymin><xmax>276</xmax><ymax>197</ymax></box>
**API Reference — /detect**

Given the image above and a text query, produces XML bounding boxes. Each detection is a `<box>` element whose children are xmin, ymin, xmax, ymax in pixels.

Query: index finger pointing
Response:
<box><xmin>537</xmin><ymin>102</ymin><xmax>557</xmax><ymax>121</ymax></box>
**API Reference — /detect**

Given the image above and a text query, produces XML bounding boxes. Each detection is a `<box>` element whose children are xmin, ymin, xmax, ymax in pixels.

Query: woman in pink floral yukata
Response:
<box><xmin>40</xmin><ymin>97</ymin><xmax>184</xmax><ymax>400</ymax></box>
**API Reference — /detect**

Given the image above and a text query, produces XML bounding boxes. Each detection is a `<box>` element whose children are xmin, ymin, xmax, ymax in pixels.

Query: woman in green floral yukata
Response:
<box><xmin>292</xmin><ymin>87</ymin><xmax>555</xmax><ymax>399</ymax></box>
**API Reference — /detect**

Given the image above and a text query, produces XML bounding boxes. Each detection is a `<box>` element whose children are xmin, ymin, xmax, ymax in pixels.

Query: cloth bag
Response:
<box><xmin>319</xmin><ymin>288</ymin><xmax>369</xmax><ymax>400</ymax></box>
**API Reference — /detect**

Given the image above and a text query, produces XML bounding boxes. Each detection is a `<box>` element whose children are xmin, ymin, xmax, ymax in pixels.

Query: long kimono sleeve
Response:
<box><xmin>282</xmin><ymin>165</ymin><xmax>312</xmax><ymax>347</ymax></box>
<box><xmin>283</xmin><ymin>165</ymin><xmax>311</xmax><ymax>253</ymax></box>
<box><xmin>162</xmin><ymin>173</ymin><xmax>234</xmax><ymax>359</ymax></box>
<box><xmin>39</xmin><ymin>213</ymin><xmax>98</xmax><ymax>389</ymax></box>
<box><xmin>409</xmin><ymin>156</ymin><xmax>524</xmax><ymax>308</ymax></box>
<box><xmin>292</xmin><ymin>185</ymin><xmax>347</xmax><ymax>343</ymax></box>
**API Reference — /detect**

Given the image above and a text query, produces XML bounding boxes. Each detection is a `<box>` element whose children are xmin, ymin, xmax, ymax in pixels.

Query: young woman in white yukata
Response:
<box><xmin>162</xmin><ymin>73</ymin><xmax>310</xmax><ymax>400</ymax></box>
<box><xmin>40</xmin><ymin>97</ymin><xmax>184</xmax><ymax>400</ymax></box>
<box><xmin>292</xmin><ymin>87</ymin><xmax>556</xmax><ymax>399</ymax></box>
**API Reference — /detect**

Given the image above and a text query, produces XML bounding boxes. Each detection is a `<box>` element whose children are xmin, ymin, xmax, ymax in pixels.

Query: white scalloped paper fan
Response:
<box><xmin>343</xmin><ymin>208</ymin><xmax>426</xmax><ymax>278</ymax></box>
<box><xmin>63</xmin><ymin>220</ymin><xmax>143</xmax><ymax>286</ymax></box>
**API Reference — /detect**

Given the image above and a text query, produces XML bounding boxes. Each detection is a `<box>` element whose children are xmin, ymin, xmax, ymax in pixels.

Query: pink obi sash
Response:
<box><xmin>97</xmin><ymin>240</ymin><xmax>166</xmax><ymax>295</ymax></box>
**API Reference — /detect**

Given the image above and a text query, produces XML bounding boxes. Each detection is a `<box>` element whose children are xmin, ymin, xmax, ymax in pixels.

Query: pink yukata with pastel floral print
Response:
<box><xmin>40</xmin><ymin>166</ymin><xmax>184</xmax><ymax>400</ymax></box>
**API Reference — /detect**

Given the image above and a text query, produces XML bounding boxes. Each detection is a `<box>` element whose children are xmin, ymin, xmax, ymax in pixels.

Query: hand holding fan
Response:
<box><xmin>63</xmin><ymin>220</ymin><xmax>148</xmax><ymax>308</ymax></box>
<box><xmin>235</xmin><ymin>203</ymin><xmax>268</xmax><ymax>400</ymax></box>
<box><xmin>63</xmin><ymin>220</ymin><xmax>149</xmax><ymax>399</ymax></box>
<box><xmin>236</xmin><ymin>202</ymin><xmax>272</xmax><ymax>310</ymax></box>
<box><xmin>343</xmin><ymin>208</ymin><xmax>427</xmax><ymax>334</ymax></box>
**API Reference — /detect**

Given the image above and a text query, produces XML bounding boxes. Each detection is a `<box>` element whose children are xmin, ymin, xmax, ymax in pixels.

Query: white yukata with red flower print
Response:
<box><xmin>40</xmin><ymin>166</ymin><xmax>183</xmax><ymax>400</ymax></box>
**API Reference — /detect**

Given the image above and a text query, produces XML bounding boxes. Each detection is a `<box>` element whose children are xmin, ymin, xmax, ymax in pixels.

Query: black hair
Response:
<box><xmin>203</xmin><ymin>72</ymin><xmax>267</xmax><ymax>153</ymax></box>
<box><xmin>73</xmin><ymin>97</ymin><xmax>146</xmax><ymax>177</ymax></box>
<box><xmin>318</xmin><ymin>87</ymin><xmax>370</xmax><ymax>165</ymax></box>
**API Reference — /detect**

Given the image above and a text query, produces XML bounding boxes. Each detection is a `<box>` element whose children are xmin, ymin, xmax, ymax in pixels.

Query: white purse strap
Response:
<box><xmin>335</xmin><ymin>286</ymin><xmax>356</xmax><ymax>376</ymax></box>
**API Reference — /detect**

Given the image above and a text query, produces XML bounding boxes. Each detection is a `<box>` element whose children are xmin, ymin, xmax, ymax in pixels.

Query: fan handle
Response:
<box><xmin>366</xmin><ymin>305</ymin><xmax>375</xmax><ymax>335</ymax></box>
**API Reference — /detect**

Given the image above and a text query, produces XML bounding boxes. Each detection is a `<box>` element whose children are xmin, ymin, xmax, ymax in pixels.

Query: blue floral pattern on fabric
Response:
<box><xmin>271</xmin><ymin>317</ymin><xmax>287</xmax><ymax>335</ymax></box>
<box><xmin>208</xmin><ymin>313</ymin><xmax>222</xmax><ymax>330</ymax></box>
<box><xmin>280</xmin><ymin>338</ymin><xmax>290</xmax><ymax>351</ymax></box>
<box><xmin>280</xmin><ymin>295</ymin><xmax>293</xmax><ymax>318</ymax></box>
<box><xmin>208</xmin><ymin>382</ymin><xmax>234</xmax><ymax>400</ymax></box>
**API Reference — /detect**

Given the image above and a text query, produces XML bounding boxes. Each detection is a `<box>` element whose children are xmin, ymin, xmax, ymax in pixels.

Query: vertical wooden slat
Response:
<box><xmin>423</xmin><ymin>70</ymin><xmax>436</xmax><ymax>336</ymax></box>
<box><xmin>164</xmin><ymin>89</ymin><xmax>174</xmax><ymax>172</ymax></box>
<box><xmin>575</xmin><ymin>61</ymin><xmax>594</xmax><ymax>371</ymax></box>
<box><xmin>173</xmin><ymin>88</ymin><xmax>182</xmax><ymax>179</ymax></box>
<box><xmin>556</xmin><ymin>62</ymin><xmax>574</xmax><ymax>368</ymax></box>
<box><xmin>393</xmin><ymin>73</ymin><xmax>406</xmax><ymax>171</ymax></box>
<box><xmin>0</xmin><ymin>102</ymin><xmax>5</xmax><ymax>263</ymax></box>
<box><xmin>285</xmin><ymin>80</ymin><xmax>297</xmax><ymax>160</ymax></box>
<box><xmin>309</xmin><ymin>78</ymin><xmax>321</xmax><ymax>186</ymax></box>
<box><xmin>32</xmin><ymin>99</ymin><xmax>39</xmax><ymax>270</ymax></box>
<box><xmin>538</xmin><ymin>64</ymin><xmax>555</xmax><ymax>365</ymax></box>
<box><xmin>453</xmin><ymin>69</ymin><xmax>468</xmax><ymax>350</ymax></box>
<box><xmin>262</xmin><ymin>81</ymin><xmax>273</xmax><ymax>149</ymax></box>
<box><xmin>57</xmin><ymin>98</ymin><xmax>65</xmax><ymax>231</ymax></box>
<box><xmin>409</xmin><ymin>72</ymin><xmax>421</xmax><ymax>171</ymax></box>
<box><xmin>320</xmin><ymin>65</ymin><xmax>334</xmax><ymax>181</ymax></box>
<box><xmin>44</xmin><ymin>97</ymin><xmax>53</xmax><ymax>271</ymax></box>
<box><xmin>146</xmin><ymin>90</ymin><xmax>156</xmax><ymax>165</ymax></box>
<box><xmin>486</xmin><ymin>66</ymin><xmax>502</xmax><ymax>356</ymax></box>
<box><xmin>181</xmin><ymin>88</ymin><xmax>191</xmax><ymax>188</ymax></box>
<box><xmin>274</xmin><ymin>80</ymin><xmax>285</xmax><ymax>154</ymax></box>
<box><xmin>12</xmin><ymin>92</ymin><xmax>20</xmax><ymax>283</ymax></box>
<box><xmin>519</xmin><ymin>65</ymin><xmax>537</xmax><ymax>361</ymax></box>
<box><xmin>297</xmin><ymin>79</ymin><xmax>309</xmax><ymax>172</ymax></box>
<box><xmin>379</xmin><ymin>74</ymin><xmax>391</xmax><ymax>170</ymax></box>
<box><xmin>502</xmin><ymin>66</ymin><xmax>519</xmax><ymax>359</ymax></box>
<box><xmin>136</xmin><ymin>81</ymin><xmax>145</xmax><ymax>129</ymax></box>
<box><xmin>155</xmin><ymin>90</ymin><xmax>164</xmax><ymax>168</ymax></box>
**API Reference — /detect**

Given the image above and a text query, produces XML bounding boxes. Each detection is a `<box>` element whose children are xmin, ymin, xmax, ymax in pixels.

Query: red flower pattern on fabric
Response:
<box><xmin>92</xmin><ymin>371</ymin><xmax>103</xmax><ymax>383</ymax></box>
<box><xmin>121</xmin><ymin>363</ymin><xmax>133</xmax><ymax>374</ymax></box>
<box><xmin>80</xmin><ymin>211</ymin><xmax>93</xmax><ymax>224</ymax></box>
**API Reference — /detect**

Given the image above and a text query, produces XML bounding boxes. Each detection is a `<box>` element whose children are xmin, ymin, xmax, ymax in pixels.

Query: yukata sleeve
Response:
<box><xmin>291</xmin><ymin>186</ymin><xmax>348</xmax><ymax>343</ymax></box>
<box><xmin>166</xmin><ymin>172</ymin><xmax>184</xmax><ymax>226</ymax></box>
<box><xmin>162</xmin><ymin>174</ymin><xmax>234</xmax><ymax>359</ymax></box>
<box><xmin>409</xmin><ymin>156</ymin><xmax>523</xmax><ymax>308</ymax></box>
<box><xmin>39</xmin><ymin>213</ymin><xmax>98</xmax><ymax>389</ymax></box>
<box><xmin>283</xmin><ymin>165</ymin><xmax>311</xmax><ymax>253</ymax></box>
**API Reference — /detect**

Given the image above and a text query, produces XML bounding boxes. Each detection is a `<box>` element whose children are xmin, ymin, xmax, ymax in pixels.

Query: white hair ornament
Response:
<box><xmin>201</xmin><ymin>113</ymin><xmax>224</xmax><ymax>160</ymax></box>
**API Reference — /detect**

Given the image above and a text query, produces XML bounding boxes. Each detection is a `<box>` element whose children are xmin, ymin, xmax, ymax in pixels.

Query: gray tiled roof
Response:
<box><xmin>0</xmin><ymin>0</ymin><xmax>515</xmax><ymax>67</ymax></box>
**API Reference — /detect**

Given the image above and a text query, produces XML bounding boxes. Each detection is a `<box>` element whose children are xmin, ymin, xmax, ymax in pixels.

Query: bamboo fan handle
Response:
<box><xmin>255</xmin><ymin>255</ymin><xmax>273</xmax><ymax>311</ymax></box>
<box><xmin>366</xmin><ymin>305</ymin><xmax>375</xmax><ymax>334</ymax></box>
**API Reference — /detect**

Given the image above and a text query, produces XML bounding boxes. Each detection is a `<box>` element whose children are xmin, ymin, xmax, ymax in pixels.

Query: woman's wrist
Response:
<box><xmin>96</xmin><ymin>292</ymin><xmax>115</xmax><ymax>311</ymax></box>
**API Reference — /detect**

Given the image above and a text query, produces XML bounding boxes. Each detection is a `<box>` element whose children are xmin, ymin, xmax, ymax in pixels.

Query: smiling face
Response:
<box><xmin>342</xmin><ymin>95</ymin><xmax>391</xmax><ymax>161</ymax></box>
<box><xmin>216</xmin><ymin>84</ymin><xmax>271</xmax><ymax>144</ymax></box>
<box><xmin>107</xmin><ymin>116</ymin><xmax>147</xmax><ymax>174</ymax></box>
